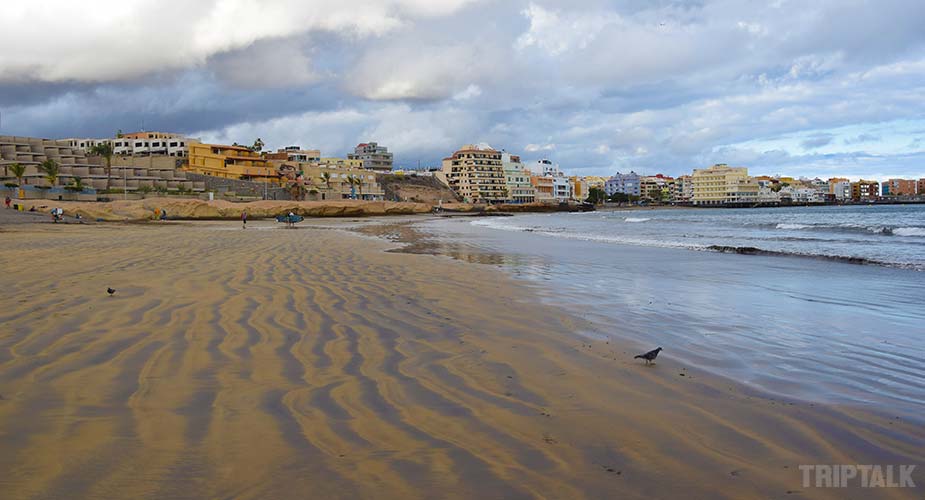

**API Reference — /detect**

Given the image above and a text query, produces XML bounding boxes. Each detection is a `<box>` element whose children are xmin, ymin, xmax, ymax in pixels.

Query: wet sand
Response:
<box><xmin>0</xmin><ymin>220</ymin><xmax>922</xmax><ymax>499</ymax></box>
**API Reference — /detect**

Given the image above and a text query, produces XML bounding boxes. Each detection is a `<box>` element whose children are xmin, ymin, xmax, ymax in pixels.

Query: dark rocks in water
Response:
<box><xmin>708</xmin><ymin>245</ymin><xmax>763</xmax><ymax>255</ymax></box>
<box><xmin>706</xmin><ymin>245</ymin><xmax>878</xmax><ymax>266</ymax></box>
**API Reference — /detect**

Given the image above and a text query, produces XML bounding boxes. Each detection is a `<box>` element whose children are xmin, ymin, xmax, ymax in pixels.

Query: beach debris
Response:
<box><xmin>598</xmin><ymin>465</ymin><xmax>622</xmax><ymax>475</ymax></box>
<box><xmin>107</xmin><ymin>287</ymin><xmax>116</xmax><ymax>296</ymax></box>
<box><xmin>634</xmin><ymin>347</ymin><xmax>662</xmax><ymax>365</ymax></box>
<box><xmin>542</xmin><ymin>433</ymin><xmax>557</xmax><ymax>444</ymax></box>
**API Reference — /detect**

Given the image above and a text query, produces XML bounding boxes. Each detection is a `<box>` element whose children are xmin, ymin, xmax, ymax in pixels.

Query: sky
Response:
<box><xmin>2</xmin><ymin>0</ymin><xmax>924</xmax><ymax>181</ymax></box>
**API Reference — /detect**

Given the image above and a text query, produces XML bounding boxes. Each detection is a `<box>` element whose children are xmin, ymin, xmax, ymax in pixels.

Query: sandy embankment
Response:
<box><xmin>13</xmin><ymin>197</ymin><xmax>575</xmax><ymax>222</ymax></box>
<box><xmin>0</xmin><ymin>222</ymin><xmax>921</xmax><ymax>499</ymax></box>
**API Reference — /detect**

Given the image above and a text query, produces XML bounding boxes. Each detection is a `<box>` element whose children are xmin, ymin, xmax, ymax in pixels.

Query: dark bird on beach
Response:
<box><xmin>107</xmin><ymin>287</ymin><xmax>116</xmax><ymax>296</ymax></box>
<box><xmin>634</xmin><ymin>347</ymin><xmax>662</xmax><ymax>364</ymax></box>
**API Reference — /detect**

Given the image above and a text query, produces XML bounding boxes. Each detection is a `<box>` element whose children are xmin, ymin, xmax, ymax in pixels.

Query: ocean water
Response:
<box><xmin>473</xmin><ymin>204</ymin><xmax>925</xmax><ymax>270</ymax></box>
<box><xmin>411</xmin><ymin>205</ymin><xmax>925</xmax><ymax>420</ymax></box>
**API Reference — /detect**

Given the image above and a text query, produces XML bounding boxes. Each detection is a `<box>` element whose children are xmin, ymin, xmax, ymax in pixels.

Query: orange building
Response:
<box><xmin>184</xmin><ymin>142</ymin><xmax>280</xmax><ymax>183</ymax></box>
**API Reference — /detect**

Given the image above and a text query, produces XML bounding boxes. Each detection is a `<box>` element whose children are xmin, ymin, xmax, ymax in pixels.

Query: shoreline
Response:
<box><xmin>0</xmin><ymin>219</ymin><xmax>922</xmax><ymax>498</ymax></box>
<box><xmin>353</xmin><ymin>218</ymin><xmax>925</xmax><ymax>419</ymax></box>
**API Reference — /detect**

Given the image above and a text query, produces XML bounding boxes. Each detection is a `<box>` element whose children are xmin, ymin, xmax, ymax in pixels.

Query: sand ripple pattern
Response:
<box><xmin>0</xmin><ymin>222</ymin><xmax>922</xmax><ymax>499</ymax></box>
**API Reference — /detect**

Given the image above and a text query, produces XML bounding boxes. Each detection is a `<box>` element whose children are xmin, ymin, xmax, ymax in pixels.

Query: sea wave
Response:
<box><xmin>624</xmin><ymin>217</ymin><xmax>652</xmax><ymax>222</ymax></box>
<box><xmin>703</xmin><ymin>245</ymin><xmax>925</xmax><ymax>269</ymax></box>
<box><xmin>469</xmin><ymin>218</ymin><xmax>923</xmax><ymax>270</ymax></box>
<box><xmin>894</xmin><ymin>227</ymin><xmax>925</xmax><ymax>237</ymax></box>
<box><xmin>765</xmin><ymin>222</ymin><xmax>924</xmax><ymax>236</ymax></box>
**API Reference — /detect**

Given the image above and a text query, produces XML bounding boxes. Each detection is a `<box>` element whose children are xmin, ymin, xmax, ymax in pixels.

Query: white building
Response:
<box><xmin>501</xmin><ymin>152</ymin><xmax>536</xmax><ymax>203</ymax></box>
<box><xmin>65</xmin><ymin>134</ymin><xmax>198</xmax><ymax>157</ymax></box>
<box><xmin>532</xmin><ymin>159</ymin><xmax>572</xmax><ymax>202</ymax></box>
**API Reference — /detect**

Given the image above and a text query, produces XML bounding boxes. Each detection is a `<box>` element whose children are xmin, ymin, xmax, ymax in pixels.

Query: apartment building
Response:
<box><xmin>828</xmin><ymin>178</ymin><xmax>851</xmax><ymax>200</ymax></box>
<box><xmin>569</xmin><ymin>176</ymin><xmax>587</xmax><ymax>202</ymax></box>
<box><xmin>441</xmin><ymin>144</ymin><xmax>507</xmax><ymax>203</ymax></box>
<box><xmin>264</xmin><ymin>146</ymin><xmax>321</xmax><ymax>163</ymax></box>
<box><xmin>691</xmin><ymin>164</ymin><xmax>751</xmax><ymax>205</ymax></box>
<box><xmin>673</xmin><ymin>175</ymin><xmax>693</xmax><ymax>203</ymax></box>
<box><xmin>640</xmin><ymin>174</ymin><xmax>675</xmax><ymax>202</ymax></box>
<box><xmin>64</xmin><ymin>132</ymin><xmax>197</xmax><ymax>157</ymax></box>
<box><xmin>603</xmin><ymin>171</ymin><xmax>641</xmax><ymax>198</ymax></box>
<box><xmin>1</xmin><ymin>135</ymin><xmax>201</xmax><ymax>193</ymax></box>
<box><xmin>851</xmin><ymin>180</ymin><xmax>880</xmax><ymax>201</ymax></box>
<box><xmin>531</xmin><ymin>159</ymin><xmax>572</xmax><ymax>202</ymax></box>
<box><xmin>185</xmin><ymin>142</ymin><xmax>280</xmax><ymax>183</ymax></box>
<box><xmin>881</xmin><ymin>178</ymin><xmax>916</xmax><ymax>196</ymax></box>
<box><xmin>347</xmin><ymin>142</ymin><xmax>393</xmax><ymax>172</ymax></box>
<box><xmin>530</xmin><ymin>175</ymin><xmax>555</xmax><ymax>202</ymax></box>
<box><xmin>501</xmin><ymin>152</ymin><xmax>536</xmax><ymax>203</ymax></box>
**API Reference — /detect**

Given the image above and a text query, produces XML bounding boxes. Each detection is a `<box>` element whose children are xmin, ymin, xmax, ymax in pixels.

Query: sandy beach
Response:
<box><xmin>0</xmin><ymin>217</ymin><xmax>922</xmax><ymax>499</ymax></box>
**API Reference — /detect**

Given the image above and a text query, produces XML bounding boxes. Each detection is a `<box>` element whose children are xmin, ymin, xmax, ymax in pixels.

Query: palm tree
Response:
<box><xmin>67</xmin><ymin>177</ymin><xmax>85</xmax><ymax>192</ymax></box>
<box><xmin>39</xmin><ymin>159</ymin><xmax>60</xmax><ymax>187</ymax></box>
<box><xmin>9</xmin><ymin>162</ymin><xmax>26</xmax><ymax>188</ymax></box>
<box><xmin>320</xmin><ymin>171</ymin><xmax>332</xmax><ymax>190</ymax></box>
<box><xmin>251</xmin><ymin>138</ymin><xmax>264</xmax><ymax>152</ymax></box>
<box><xmin>90</xmin><ymin>142</ymin><xmax>114</xmax><ymax>190</ymax></box>
<box><xmin>353</xmin><ymin>175</ymin><xmax>364</xmax><ymax>200</ymax></box>
<box><xmin>346</xmin><ymin>175</ymin><xmax>360</xmax><ymax>199</ymax></box>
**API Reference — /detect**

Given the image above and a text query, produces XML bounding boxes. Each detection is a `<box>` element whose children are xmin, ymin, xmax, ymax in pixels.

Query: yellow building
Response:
<box><xmin>441</xmin><ymin>144</ymin><xmax>507</xmax><ymax>203</ymax></box>
<box><xmin>185</xmin><ymin>142</ymin><xmax>280</xmax><ymax>183</ymax></box>
<box><xmin>569</xmin><ymin>176</ymin><xmax>588</xmax><ymax>201</ymax></box>
<box><xmin>320</xmin><ymin>157</ymin><xmax>365</xmax><ymax>169</ymax></box>
<box><xmin>582</xmin><ymin>175</ymin><xmax>607</xmax><ymax>189</ymax></box>
<box><xmin>691</xmin><ymin>164</ymin><xmax>752</xmax><ymax>205</ymax></box>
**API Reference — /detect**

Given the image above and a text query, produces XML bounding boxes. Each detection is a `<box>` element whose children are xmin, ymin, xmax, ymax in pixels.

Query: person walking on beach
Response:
<box><xmin>241</xmin><ymin>210</ymin><xmax>248</xmax><ymax>229</ymax></box>
<box><xmin>4</xmin><ymin>196</ymin><xmax>10</xmax><ymax>209</ymax></box>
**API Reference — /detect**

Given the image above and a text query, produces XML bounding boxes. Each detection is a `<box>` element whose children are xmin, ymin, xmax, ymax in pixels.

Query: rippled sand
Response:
<box><xmin>0</xmin><ymin>221</ymin><xmax>922</xmax><ymax>499</ymax></box>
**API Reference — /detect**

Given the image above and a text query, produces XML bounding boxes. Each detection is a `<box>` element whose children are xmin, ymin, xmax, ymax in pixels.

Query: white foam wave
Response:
<box><xmin>776</xmin><ymin>223</ymin><xmax>811</xmax><ymax>230</ymax></box>
<box><xmin>894</xmin><ymin>227</ymin><xmax>925</xmax><ymax>237</ymax></box>
<box><xmin>624</xmin><ymin>217</ymin><xmax>651</xmax><ymax>223</ymax></box>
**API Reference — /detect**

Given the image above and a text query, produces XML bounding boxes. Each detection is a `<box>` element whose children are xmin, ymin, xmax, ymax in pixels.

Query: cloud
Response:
<box><xmin>0</xmin><ymin>0</ymin><xmax>474</xmax><ymax>83</ymax></box>
<box><xmin>4</xmin><ymin>0</ymin><xmax>925</xmax><ymax>180</ymax></box>
<box><xmin>843</xmin><ymin>133</ymin><xmax>881</xmax><ymax>145</ymax></box>
<box><xmin>801</xmin><ymin>134</ymin><xmax>835</xmax><ymax>149</ymax></box>
<box><xmin>524</xmin><ymin>143</ymin><xmax>556</xmax><ymax>152</ymax></box>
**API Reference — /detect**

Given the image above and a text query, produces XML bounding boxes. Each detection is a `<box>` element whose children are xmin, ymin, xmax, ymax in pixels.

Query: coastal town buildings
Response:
<box><xmin>320</xmin><ymin>157</ymin><xmax>365</xmax><ymax>169</ymax></box>
<box><xmin>828</xmin><ymin>178</ymin><xmax>851</xmax><ymax>200</ymax></box>
<box><xmin>264</xmin><ymin>146</ymin><xmax>321</xmax><ymax>163</ymax></box>
<box><xmin>1</xmin><ymin>135</ymin><xmax>202</xmax><ymax>194</ymax></box>
<box><xmin>531</xmin><ymin>159</ymin><xmax>572</xmax><ymax>202</ymax></box>
<box><xmin>882</xmin><ymin>178</ymin><xmax>916</xmax><ymax>196</ymax></box>
<box><xmin>530</xmin><ymin>175</ymin><xmax>555</xmax><ymax>202</ymax></box>
<box><xmin>919</xmin><ymin>178</ymin><xmax>925</xmax><ymax>195</ymax></box>
<box><xmin>265</xmin><ymin>160</ymin><xmax>383</xmax><ymax>200</ymax></box>
<box><xmin>673</xmin><ymin>175</ymin><xmax>693</xmax><ymax>203</ymax></box>
<box><xmin>603</xmin><ymin>171</ymin><xmax>641</xmax><ymax>198</ymax></box>
<box><xmin>851</xmin><ymin>180</ymin><xmax>880</xmax><ymax>201</ymax></box>
<box><xmin>570</xmin><ymin>176</ymin><xmax>587</xmax><ymax>202</ymax></box>
<box><xmin>501</xmin><ymin>152</ymin><xmax>536</xmax><ymax>203</ymax></box>
<box><xmin>691</xmin><ymin>164</ymin><xmax>751</xmax><ymax>205</ymax></box>
<box><xmin>640</xmin><ymin>174</ymin><xmax>675</xmax><ymax>202</ymax></box>
<box><xmin>582</xmin><ymin>176</ymin><xmax>607</xmax><ymax>190</ymax></box>
<box><xmin>64</xmin><ymin>132</ymin><xmax>198</xmax><ymax>157</ymax></box>
<box><xmin>441</xmin><ymin>144</ymin><xmax>507</xmax><ymax>203</ymax></box>
<box><xmin>184</xmin><ymin>142</ymin><xmax>280</xmax><ymax>183</ymax></box>
<box><xmin>347</xmin><ymin>142</ymin><xmax>393</xmax><ymax>172</ymax></box>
